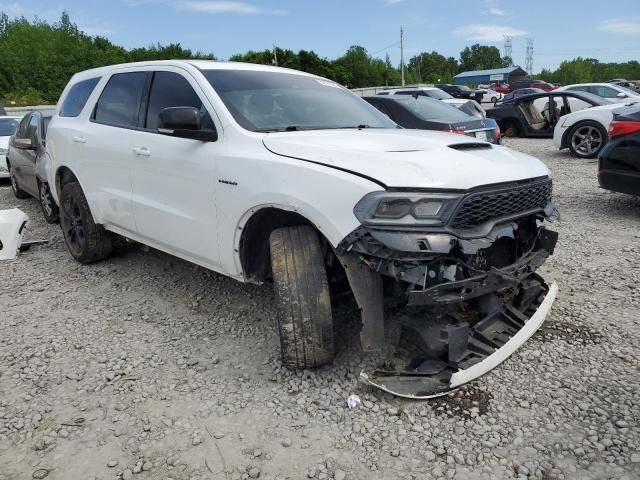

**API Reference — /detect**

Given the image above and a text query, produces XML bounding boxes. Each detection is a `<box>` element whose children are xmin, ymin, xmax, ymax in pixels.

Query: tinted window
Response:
<box><xmin>93</xmin><ymin>72</ymin><xmax>147</xmax><ymax>128</ymax></box>
<box><xmin>145</xmin><ymin>72</ymin><xmax>213</xmax><ymax>130</ymax></box>
<box><xmin>15</xmin><ymin>115</ymin><xmax>30</xmax><ymax>138</ymax></box>
<box><xmin>26</xmin><ymin>114</ymin><xmax>39</xmax><ymax>144</ymax></box>
<box><xmin>399</xmin><ymin>97</ymin><xmax>470</xmax><ymax>121</ymax></box>
<box><xmin>43</xmin><ymin>117</ymin><xmax>51</xmax><ymax>137</ymax></box>
<box><xmin>60</xmin><ymin>77</ymin><xmax>100</xmax><ymax>117</ymax></box>
<box><xmin>0</xmin><ymin>117</ymin><xmax>20</xmax><ymax>136</ymax></box>
<box><xmin>203</xmin><ymin>70</ymin><xmax>394</xmax><ymax>132</ymax></box>
<box><xmin>367</xmin><ymin>100</ymin><xmax>394</xmax><ymax>120</ymax></box>
<box><xmin>591</xmin><ymin>86</ymin><xmax>619</xmax><ymax>98</ymax></box>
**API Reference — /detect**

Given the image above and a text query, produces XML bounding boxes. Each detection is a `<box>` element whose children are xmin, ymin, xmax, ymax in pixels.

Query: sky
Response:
<box><xmin>1</xmin><ymin>0</ymin><xmax>639</xmax><ymax>71</ymax></box>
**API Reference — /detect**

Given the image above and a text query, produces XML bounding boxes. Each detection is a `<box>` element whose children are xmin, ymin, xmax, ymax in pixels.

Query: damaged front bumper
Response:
<box><xmin>337</xmin><ymin>209</ymin><xmax>559</xmax><ymax>398</ymax></box>
<box><xmin>360</xmin><ymin>279</ymin><xmax>557</xmax><ymax>399</ymax></box>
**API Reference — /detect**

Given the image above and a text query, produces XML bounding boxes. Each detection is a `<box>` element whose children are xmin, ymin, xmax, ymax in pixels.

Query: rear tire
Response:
<box><xmin>269</xmin><ymin>225</ymin><xmax>335</xmax><ymax>369</ymax></box>
<box><xmin>568</xmin><ymin>121</ymin><xmax>607</xmax><ymax>159</ymax></box>
<box><xmin>9</xmin><ymin>163</ymin><xmax>29</xmax><ymax>199</ymax></box>
<box><xmin>38</xmin><ymin>180</ymin><xmax>59</xmax><ymax>224</ymax></box>
<box><xmin>60</xmin><ymin>182</ymin><xmax>113</xmax><ymax>264</ymax></box>
<box><xmin>502</xmin><ymin>122</ymin><xmax>519</xmax><ymax>137</ymax></box>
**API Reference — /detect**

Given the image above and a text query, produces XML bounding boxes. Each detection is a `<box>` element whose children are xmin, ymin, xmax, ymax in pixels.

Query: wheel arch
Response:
<box><xmin>237</xmin><ymin>205</ymin><xmax>320</xmax><ymax>283</ymax></box>
<box><xmin>54</xmin><ymin>164</ymin><xmax>82</xmax><ymax>202</ymax></box>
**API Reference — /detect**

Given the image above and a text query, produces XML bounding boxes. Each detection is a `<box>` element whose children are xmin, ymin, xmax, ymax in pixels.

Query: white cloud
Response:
<box><xmin>454</xmin><ymin>24</ymin><xmax>527</xmax><ymax>42</ymax></box>
<box><xmin>597</xmin><ymin>18</ymin><xmax>640</xmax><ymax>35</ymax></box>
<box><xmin>174</xmin><ymin>1</ymin><xmax>288</xmax><ymax>15</ymax></box>
<box><xmin>384</xmin><ymin>0</ymin><xmax>406</xmax><ymax>4</ymax></box>
<box><xmin>488</xmin><ymin>7</ymin><xmax>505</xmax><ymax>16</ymax></box>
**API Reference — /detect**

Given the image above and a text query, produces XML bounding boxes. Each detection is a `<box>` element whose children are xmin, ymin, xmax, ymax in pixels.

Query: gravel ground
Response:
<box><xmin>1</xmin><ymin>138</ymin><xmax>639</xmax><ymax>480</ymax></box>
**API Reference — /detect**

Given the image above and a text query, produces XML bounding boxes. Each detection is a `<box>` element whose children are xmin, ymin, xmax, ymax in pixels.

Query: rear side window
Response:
<box><xmin>93</xmin><ymin>72</ymin><xmax>147</xmax><ymax>128</ymax></box>
<box><xmin>60</xmin><ymin>77</ymin><xmax>100</xmax><ymax>117</ymax></box>
<box><xmin>145</xmin><ymin>71</ymin><xmax>213</xmax><ymax>130</ymax></box>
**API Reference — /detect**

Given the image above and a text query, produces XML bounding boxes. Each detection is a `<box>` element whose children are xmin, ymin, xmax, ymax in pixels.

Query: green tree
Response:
<box><xmin>408</xmin><ymin>51</ymin><xmax>458</xmax><ymax>83</ymax></box>
<box><xmin>459</xmin><ymin>44</ymin><xmax>509</xmax><ymax>72</ymax></box>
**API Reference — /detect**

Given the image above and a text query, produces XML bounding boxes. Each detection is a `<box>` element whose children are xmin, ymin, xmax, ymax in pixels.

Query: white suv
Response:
<box><xmin>47</xmin><ymin>61</ymin><xmax>558</xmax><ymax>398</ymax></box>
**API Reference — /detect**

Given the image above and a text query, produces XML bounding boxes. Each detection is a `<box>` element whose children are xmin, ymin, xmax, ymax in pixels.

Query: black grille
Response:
<box><xmin>450</xmin><ymin>179</ymin><xmax>552</xmax><ymax>230</ymax></box>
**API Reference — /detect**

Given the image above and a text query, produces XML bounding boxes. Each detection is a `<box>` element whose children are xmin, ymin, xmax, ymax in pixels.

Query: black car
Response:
<box><xmin>499</xmin><ymin>88</ymin><xmax>545</xmax><ymax>103</ymax></box>
<box><xmin>435</xmin><ymin>84</ymin><xmax>484</xmax><ymax>104</ymax></box>
<box><xmin>598</xmin><ymin>104</ymin><xmax>640</xmax><ymax>196</ymax></box>
<box><xmin>363</xmin><ymin>95</ymin><xmax>501</xmax><ymax>144</ymax></box>
<box><xmin>7</xmin><ymin>111</ymin><xmax>58</xmax><ymax>223</ymax></box>
<box><xmin>487</xmin><ymin>91</ymin><xmax>612</xmax><ymax>137</ymax></box>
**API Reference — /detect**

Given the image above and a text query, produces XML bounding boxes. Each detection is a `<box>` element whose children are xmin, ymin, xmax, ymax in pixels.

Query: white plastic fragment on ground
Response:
<box><xmin>0</xmin><ymin>208</ymin><xmax>29</xmax><ymax>261</ymax></box>
<box><xmin>346</xmin><ymin>394</ymin><xmax>361</xmax><ymax>409</ymax></box>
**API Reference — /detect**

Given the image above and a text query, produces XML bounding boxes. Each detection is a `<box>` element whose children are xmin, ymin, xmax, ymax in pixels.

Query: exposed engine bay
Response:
<box><xmin>336</xmin><ymin>177</ymin><xmax>559</xmax><ymax>398</ymax></box>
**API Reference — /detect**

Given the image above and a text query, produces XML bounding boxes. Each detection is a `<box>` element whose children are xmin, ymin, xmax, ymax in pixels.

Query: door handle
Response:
<box><xmin>72</xmin><ymin>135</ymin><xmax>86</xmax><ymax>144</ymax></box>
<box><xmin>133</xmin><ymin>147</ymin><xmax>151</xmax><ymax>157</ymax></box>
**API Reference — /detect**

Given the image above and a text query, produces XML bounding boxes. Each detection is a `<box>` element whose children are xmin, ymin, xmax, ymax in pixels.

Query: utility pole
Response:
<box><xmin>525</xmin><ymin>38</ymin><xmax>534</xmax><ymax>75</ymax></box>
<box><xmin>272</xmin><ymin>45</ymin><xmax>278</xmax><ymax>67</ymax></box>
<box><xmin>503</xmin><ymin>35</ymin><xmax>513</xmax><ymax>66</ymax></box>
<box><xmin>400</xmin><ymin>26</ymin><xmax>405</xmax><ymax>86</ymax></box>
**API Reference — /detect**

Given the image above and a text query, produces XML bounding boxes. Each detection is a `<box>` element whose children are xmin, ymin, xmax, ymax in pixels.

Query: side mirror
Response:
<box><xmin>158</xmin><ymin>107</ymin><xmax>217</xmax><ymax>142</ymax></box>
<box><xmin>617</xmin><ymin>92</ymin><xmax>628</xmax><ymax>98</ymax></box>
<box><xmin>14</xmin><ymin>138</ymin><xmax>34</xmax><ymax>150</ymax></box>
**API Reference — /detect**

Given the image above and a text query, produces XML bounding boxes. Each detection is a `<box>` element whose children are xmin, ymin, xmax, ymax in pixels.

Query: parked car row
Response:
<box><xmin>377</xmin><ymin>86</ymin><xmax>486</xmax><ymax>118</ymax></box>
<box><xmin>488</xmin><ymin>83</ymin><xmax>640</xmax><ymax>159</ymax></box>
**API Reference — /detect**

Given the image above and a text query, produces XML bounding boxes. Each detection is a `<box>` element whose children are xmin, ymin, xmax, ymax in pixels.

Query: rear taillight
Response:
<box><xmin>609</xmin><ymin>120</ymin><xmax>640</xmax><ymax>138</ymax></box>
<box><xmin>441</xmin><ymin>129</ymin><xmax>467</xmax><ymax>135</ymax></box>
<box><xmin>495</xmin><ymin>128</ymin><xmax>501</xmax><ymax>142</ymax></box>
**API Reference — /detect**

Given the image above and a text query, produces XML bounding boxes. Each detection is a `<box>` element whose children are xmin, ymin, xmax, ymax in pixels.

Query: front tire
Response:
<box><xmin>38</xmin><ymin>181</ymin><xmax>59</xmax><ymax>224</ymax></box>
<box><xmin>9</xmin><ymin>163</ymin><xmax>29</xmax><ymax>199</ymax></box>
<box><xmin>269</xmin><ymin>226</ymin><xmax>335</xmax><ymax>369</ymax></box>
<box><xmin>60</xmin><ymin>182</ymin><xmax>113</xmax><ymax>264</ymax></box>
<box><xmin>568</xmin><ymin>121</ymin><xmax>607</xmax><ymax>159</ymax></box>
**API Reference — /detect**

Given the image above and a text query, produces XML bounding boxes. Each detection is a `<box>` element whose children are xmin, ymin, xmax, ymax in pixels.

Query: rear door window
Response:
<box><xmin>368</xmin><ymin>100</ymin><xmax>394</xmax><ymax>120</ymax></box>
<box><xmin>60</xmin><ymin>77</ymin><xmax>101</xmax><ymax>117</ymax></box>
<box><xmin>591</xmin><ymin>85</ymin><xmax>619</xmax><ymax>98</ymax></box>
<box><xmin>93</xmin><ymin>72</ymin><xmax>148</xmax><ymax>128</ymax></box>
<box><xmin>144</xmin><ymin>71</ymin><xmax>213</xmax><ymax>131</ymax></box>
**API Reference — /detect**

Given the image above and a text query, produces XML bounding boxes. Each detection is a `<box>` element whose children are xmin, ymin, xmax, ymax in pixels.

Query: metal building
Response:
<box><xmin>453</xmin><ymin>66</ymin><xmax>528</xmax><ymax>85</ymax></box>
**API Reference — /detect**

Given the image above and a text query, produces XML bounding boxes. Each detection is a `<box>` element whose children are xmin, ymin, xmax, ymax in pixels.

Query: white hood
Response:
<box><xmin>263</xmin><ymin>129</ymin><xmax>550</xmax><ymax>190</ymax></box>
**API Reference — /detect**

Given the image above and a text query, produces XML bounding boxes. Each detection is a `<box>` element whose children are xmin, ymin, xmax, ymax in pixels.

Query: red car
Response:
<box><xmin>490</xmin><ymin>83</ymin><xmax>511</xmax><ymax>94</ymax></box>
<box><xmin>510</xmin><ymin>80</ymin><xmax>557</xmax><ymax>92</ymax></box>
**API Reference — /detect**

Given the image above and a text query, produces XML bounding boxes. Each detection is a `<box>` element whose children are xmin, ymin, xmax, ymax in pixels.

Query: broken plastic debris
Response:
<box><xmin>346</xmin><ymin>394</ymin><xmax>361</xmax><ymax>409</ymax></box>
<box><xmin>0</xmin><ymin>208</ymin><xmax>29</xmax><ymax>260</ymax></box>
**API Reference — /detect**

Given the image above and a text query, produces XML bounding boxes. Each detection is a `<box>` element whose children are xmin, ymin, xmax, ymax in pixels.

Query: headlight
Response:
<box><xmin>0</xmin><ymin>147</ymin><xmax>7</xmax><ymax>155</ymax></box>
<box><xmin>354</xmin><ymin>191</ymin><xmax>463</xmax><ymax>226</ymax></box>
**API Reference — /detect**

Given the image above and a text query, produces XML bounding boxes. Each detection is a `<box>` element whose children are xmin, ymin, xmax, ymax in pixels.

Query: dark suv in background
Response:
<box><xmin>435</xmin><ymin>84</ymin><xmax>484</xmax><ymax>103</ymax></box>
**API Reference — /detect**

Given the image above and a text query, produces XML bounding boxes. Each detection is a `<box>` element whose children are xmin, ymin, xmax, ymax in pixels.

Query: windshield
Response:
<box><xmin>202</xmin><ymin>69</ymin><xmax>396</xmax><ymax>132</ymax></box>
<box><xmin>400</xmin><ymin>97</ymin><xmax>470</xmax><ymax>121</ymax></box>
<box><xmin>0</xmin><ymin>117</ymin><xmax>20</xmax><ymax>136</ymax></box>
<box><xmin>458</xmin><ymin>86</ymin><xmax>471</xmax><ymax>91</ymax></box>
<box><xmin>424</xmin><ymin>89</ymin><xmax>454</xmax><ymax>100</ymax></box>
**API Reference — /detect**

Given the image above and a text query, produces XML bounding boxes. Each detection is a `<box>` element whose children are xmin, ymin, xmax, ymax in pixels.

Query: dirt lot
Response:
<box><xmin>1</xmin><ymin>138</ymin><xmax>639</xmax><ymax>480</ymax></box>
